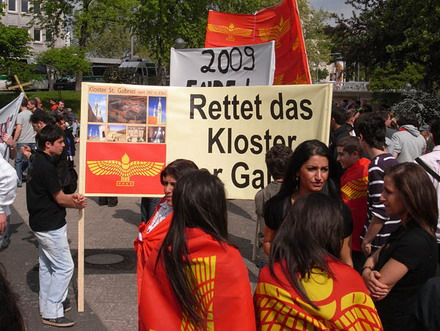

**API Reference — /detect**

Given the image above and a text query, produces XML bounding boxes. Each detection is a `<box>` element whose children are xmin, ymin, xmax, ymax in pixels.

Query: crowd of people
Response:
<box><xmin>1</xmin><ymin>97</ymin><xmax>439</xmax><ymax>330</ymax></box>
<box><xmin>0</xmin><ymin>98</ymin><xmax>83</xmax><ymax>328</ymax></box>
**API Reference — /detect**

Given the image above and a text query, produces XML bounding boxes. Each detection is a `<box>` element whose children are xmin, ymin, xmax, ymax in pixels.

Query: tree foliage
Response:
<box><xmin>133</xmin><ymin>0</ymin><xmax>331</xmax><ymax>84</ymax></box>
<box><xmin>0</xmin><ymin>24</ymin><xmax>33</xmax><ymax>82</ymax></box>
<box><xmin>327</xmin><ymin>0</ymin><xmax>440</xmax><ymax>91</ymax></box>
<box><xmin>297</xmin><ymin>0</ymin><xmax>332</xmax><ymax>82</ymax></box>
<box><xmin>31</xmin><ymin>0</ymin><xmax>137</xmax><ymax>89</ymax></box>
<box><xmin>86</xmin><ymin>23</ymin><xmax>132</xmax><ymax>58</ymax></box>
<box><xmin>391</xmin><ymin>91</ymin><xmax>440</xmax><ymax>126</ymax></box>
<box><xmin>0</xmin><ymin>25</ymin><xmax>31</xmax><ymax>61</ymax></box>
<box><xmin>37</xmin><ymin>46</ymin><xmax>90</xmax><ymax>90</ymax></box>
<box><xmin>368</xmin><ymin>63</ymin><xmax>425</xmax><ymax>92</ymax></box>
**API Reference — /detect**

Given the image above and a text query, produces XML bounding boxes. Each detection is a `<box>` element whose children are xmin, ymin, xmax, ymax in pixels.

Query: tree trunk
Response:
<box><xmin>47</xmin><ymin>66</ymin><xmax>55</xmax><ymax>91</ymax></box>
<box><xmin>75</xmin><ymin>72</ymin><xmax>83</xmax><ymax>92</ymax></box>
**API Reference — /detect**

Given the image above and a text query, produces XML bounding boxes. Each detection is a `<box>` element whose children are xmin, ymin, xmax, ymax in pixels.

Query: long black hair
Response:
<box><xmin>269</xmin><ymin>193</ymin><xmax>344</xmax><ymax>309</ymax></box>
<box><xmin>158</xmin><ymin>169</ymin><xmax>230</xmax><ymax>327</ymax></box>
<box><xmin>160</xmin><ymin>159</ymin><xmax>198</xmax><ymax>184</ymax></box>
<box><xmin>264</xmin><ymin>139</ymin><xmax>339</xmax><ymax>227</ymax></box>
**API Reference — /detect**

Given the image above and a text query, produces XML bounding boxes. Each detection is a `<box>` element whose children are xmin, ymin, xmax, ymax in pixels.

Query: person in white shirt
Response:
<box><xmin>415</xmin><ymin>118</ymin><xmax>440</xmax><ymax>264</ymax></box>
<box><xmin>0</xmin><ymin>147</ymin><xmax>18</xmax><ymax>250</ymax></box>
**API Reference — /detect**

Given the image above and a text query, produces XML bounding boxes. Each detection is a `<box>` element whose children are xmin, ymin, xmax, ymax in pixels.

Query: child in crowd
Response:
<box><xmin>337</xmin><ymin>136</ymin><xmax>370</xmax><ymax>272</ymax></box>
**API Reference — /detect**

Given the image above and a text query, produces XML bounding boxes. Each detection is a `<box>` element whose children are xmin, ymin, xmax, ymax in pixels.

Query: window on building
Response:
<box><xmin>21</xmin><ymin>0</ymin><xmax>28</xmax><ymax>12</ymax></box>
<box><xmin>46</xmin><ymin>29</ymin><xmax>53</xmax><ymax>42</ymax></box>
<box><xmin>34</xmin><ymin>28</ymin><xmax>42</xmax><ymax>42</ymax></box>
<box><xmin>8</xmin><ymin>0</ymin><xmax>16</xmax><ymax>11</ymax></box>
<box><xmin>33</xmin><ymin>1</ymin><xmax>40</xmax><ymax>13</ymax></box>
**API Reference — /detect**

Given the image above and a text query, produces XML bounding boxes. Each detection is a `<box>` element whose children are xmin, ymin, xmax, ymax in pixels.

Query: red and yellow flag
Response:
<box><xmin>138</xmin><ymin>228</ymin><xmax>256</xmax><ymax>331</ymax></box>
<box><xmin>255</xmin><ymin>260</ymin><xmax>383</xmax><ymax>330</ymax></box>
<box><xmin>205</xmin><ymin>0</ymin><xmax>311</xmax><ymax>85</ymax></box>
<box><xmin>340</xmin><ymin>158</ymin><xmax>370</xmax><ymax>252</ymax></box>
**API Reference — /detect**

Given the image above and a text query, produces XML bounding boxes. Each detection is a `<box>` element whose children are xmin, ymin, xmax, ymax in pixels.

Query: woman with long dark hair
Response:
<box><xmin>362</xmin><ymin>163</ymin><xmax>438</xmax><ymax>330</ymax></box>
<box><xmin>255</xmin><ymin>193</ymin><xmax>382</xmax><ymax>329</ymax></box>
<box><xmin>134</xmin><ymin>159</ymin><xmax>198</xmax><ymax>303</ymax></box>
<box><xmin>263</xmin><ymin>139</ymin><xmax>353</xmax><ymax>265</ymax></box>
<box><xmin>138</xmin><ymin>170</ymin><xmax>255</xmax><ymax>330</ymax></box>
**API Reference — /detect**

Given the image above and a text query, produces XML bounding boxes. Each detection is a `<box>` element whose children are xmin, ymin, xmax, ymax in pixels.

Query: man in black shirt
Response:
<box><xmin>27</xmin><ymin>125</ymin><xmax>87</xmax><ymax>328</ymax></box>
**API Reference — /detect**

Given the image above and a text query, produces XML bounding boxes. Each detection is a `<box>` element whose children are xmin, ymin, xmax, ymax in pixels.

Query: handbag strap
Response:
<box><xmin>415</xmin><ymin>157</ymin><xmax>440</xmax><ymax>182</ymax></box>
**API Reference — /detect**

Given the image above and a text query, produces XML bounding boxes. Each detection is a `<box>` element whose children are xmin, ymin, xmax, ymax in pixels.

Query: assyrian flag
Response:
<box><xmin>205</xmin><ymin>0</ymin><xmax>311</xmax><ymax>85</ymax></box>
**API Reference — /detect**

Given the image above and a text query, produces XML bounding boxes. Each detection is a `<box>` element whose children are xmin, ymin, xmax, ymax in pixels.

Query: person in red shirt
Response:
<box><xmin>337</xmin><ymin>136</ymin><xmax>370</xmax><ymax>272</ymax></box>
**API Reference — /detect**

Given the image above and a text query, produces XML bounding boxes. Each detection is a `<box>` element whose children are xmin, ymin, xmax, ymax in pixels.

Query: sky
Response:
<box><xmin>308</xmin><ymin>0</ymin><xmax>355</xmax><ymax>19</ymax></box>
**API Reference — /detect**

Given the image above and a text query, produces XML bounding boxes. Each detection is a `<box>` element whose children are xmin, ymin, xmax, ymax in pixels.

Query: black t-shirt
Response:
<box><xmin>264</xmin><ymin>194</ymin><xmax>353</xmax><ymax>239</ymax></box>
<box><xmin>27</xmin><ymin>150</ymin><xmax>66</xmax><ymax>232</ymax></box>
<box><xmin>375</xmin><ymin>222</ymin><xmax>438</xmax><ymax>330</ymax></box>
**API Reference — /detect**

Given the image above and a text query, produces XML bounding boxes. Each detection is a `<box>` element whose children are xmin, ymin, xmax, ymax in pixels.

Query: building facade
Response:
<box><xmin>0</xmin><ymin>0</ymin><xmax>65</xmax><ymax>55</ymax></box>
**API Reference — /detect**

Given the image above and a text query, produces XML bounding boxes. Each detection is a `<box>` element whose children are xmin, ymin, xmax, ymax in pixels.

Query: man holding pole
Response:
<box><xmin>27</xmin><ymin>125</ymin><xmax>87</xmax><ymax>327</ymax></box>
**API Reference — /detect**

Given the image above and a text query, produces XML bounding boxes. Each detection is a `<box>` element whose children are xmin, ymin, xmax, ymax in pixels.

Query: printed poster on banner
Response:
<box><xmin>170</xmin><ymin>41</ymin><xmax>275</xmax><ymax>87</ymax></box>
<box><xmin>80</xmin><ymin>84</ymin><xmax>168</xmax><ymax>196</ymax></box>
<box><xmin>80</xmin><ymin>83</ymin><xmax>332</xmax><ymax>199</ymax></box>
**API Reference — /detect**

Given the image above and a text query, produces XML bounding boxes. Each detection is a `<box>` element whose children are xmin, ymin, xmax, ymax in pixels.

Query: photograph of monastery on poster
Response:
<box><xmin>108</xmin><ymin>95</ymin><xmax>147</xmax><ymax>124</ymax></box>
<box><xmin>147</xmin><ymin>97</ymin><xmax>166</xmax><ymax>125</ymax></box>
<box><xmin>88</xmin><ymin>94</ymin><xmax>107</xmax><ymax>123</ymax></box>
<box><xmin>127</xmin><ymin>125</ymin><xmax>146</xmax><ymax>143</ymax></box>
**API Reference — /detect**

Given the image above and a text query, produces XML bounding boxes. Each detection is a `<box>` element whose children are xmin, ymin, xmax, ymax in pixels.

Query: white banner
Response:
<box><xmin>170</xmin><ymin>41</ymin><xmax>275</xmax><ymax>87</ymax></box>
<box><xmin>0</xmin><ymin>93</ymin><xmax>23</xmax><ymax>158</ymax></box>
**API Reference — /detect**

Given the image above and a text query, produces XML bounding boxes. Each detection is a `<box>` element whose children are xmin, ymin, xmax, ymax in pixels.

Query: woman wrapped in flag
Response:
<box><xmin>139</xmin><ymin>169</ymin><xmax>255</xmax><ymax>330</ymax></box>
<box><xmin>255</xmin><ymin>193</ymin><xmax>383</xmax><ymax>330</ymax></box>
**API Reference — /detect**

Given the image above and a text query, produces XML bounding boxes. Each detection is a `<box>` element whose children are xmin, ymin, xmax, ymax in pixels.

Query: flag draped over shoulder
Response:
<box><xmin>255</xmin><ymin>260</ymin><xmax>383</xmax><ymax>330</ymax></box>
<box><xmin>340</xmin><ymin>158</ymin><xmax>370</xmax><ymax>252</ymax></box>
<box><xmin>205</xmin><ymin>0</ymin><xmax>311</xmax><ymax>85</ymax></box>
<box><xmin>134</xmin><ymin>197</ymin><xmax>173</xmax><ymax>303</ymax></box>
<box><xmin>138</xmin><ymin>228</ymin><xmax>256</xmax><ymax>331</ymax></box>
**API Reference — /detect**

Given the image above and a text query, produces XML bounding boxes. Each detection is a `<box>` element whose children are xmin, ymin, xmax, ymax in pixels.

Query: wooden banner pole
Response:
<box><xmin>77</xmin><ymin>208</ymin><xmax>85</xmax><ymax>312</ymax></box>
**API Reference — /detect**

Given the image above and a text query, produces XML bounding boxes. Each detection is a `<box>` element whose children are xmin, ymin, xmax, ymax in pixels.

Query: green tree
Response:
<box><xmin>327</xmin><ymin>0</ymin><xmax>440</xmax><ymax>91</ymax></box>
<box><xmin>31</xmin><ymin>0</ymin><xmax>137</xmax><ymax>90</ymax></box>
<box><xmin>86</xmin><ymin>23</ymin><xmax>132</xmax><ymax>58</ymax></box>
<box><xmin>37</xmin><ymin>46</ymin><xmax>90</xmax><ymax>91</ymax></box>
<box><xmin>368</xmin><ymin>63</ymin><xmax>424</xmax><ymax>92</ymax></box>
<box><xmin>0</xmin><ymin>24</ymin><xmax>33</xmax><ymax>83</ymax></box>
<box><xmin>297</xmin><ymin>0</ymin><xmax>332</xmax><ymax>82</ymax></box>
<box><xmin>391</xmin><ymin>91</ymin><xmax>440</xmax><ymax>125</ymax></box>
<box><xmin>133</xmin><ymin>0</ymin><xmax>330</xmax><ymax>85</ymax></box>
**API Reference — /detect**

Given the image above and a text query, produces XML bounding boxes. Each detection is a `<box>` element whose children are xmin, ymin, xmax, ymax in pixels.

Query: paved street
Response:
<box><xmin>1</xmin><ymin>171</ymin><xmax>259</xmax><ymax>330</ymax></box>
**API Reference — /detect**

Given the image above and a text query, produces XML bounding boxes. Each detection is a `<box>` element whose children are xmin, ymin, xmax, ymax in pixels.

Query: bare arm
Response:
<box><xmin>340</xmin><ymin>236</ymin><xmax>353</xmax><ymax>267</ymax></box>
<box><xmin>362</xmin><ymin>256</ymin><xmax>408</xmax><ymax>301</ymax></box>
<box><xmin>53</xmin><ymin>192</ymin><xmax>87</xmax><ymax>209</ymax></box>
<box><xmin>263</xmin><ymin>226</ymin><xmax>276</xmax><ymax>256</ymax></box>
<box><xmin>13</xmin><ymin>124</ymin><xmax>22</xmax><ymax>142</ymax></box>
<box><xmin>2</xmin><ymin>133</ymin><xmax>17</xmax><ymax>159</ymax></box>
<box><xmin>0</xmin><ymin>214</ymin><xmax>6</xmax><ymax>234</ymax></box>
<box><xmin>362</xmin><ymin>248</ymin><xmax>388</xmax><ymax>299</ymax></box>
<box><xmin>361</xmin><ymin>215</ymin><xmax>384</xmax><ymax>255</ymax></box>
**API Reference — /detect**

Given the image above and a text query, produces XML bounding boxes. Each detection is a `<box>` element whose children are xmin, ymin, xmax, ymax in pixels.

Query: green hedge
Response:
<box><xmin>0</xmin><ymin>91</ymin><xmax>81</xmax><ymax>118</ymax></box>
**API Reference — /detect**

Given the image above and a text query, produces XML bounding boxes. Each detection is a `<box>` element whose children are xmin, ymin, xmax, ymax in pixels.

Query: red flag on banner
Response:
<box><xmin>205</xmin><ymin>0</ymin><xmax>311</xmax><ymax>85</ymax></box>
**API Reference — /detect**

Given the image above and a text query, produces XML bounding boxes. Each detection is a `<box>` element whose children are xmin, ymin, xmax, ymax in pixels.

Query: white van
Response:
<box><xmin>119</xmin><ymin>59</ymin><xmax>157</xmax><ymax>85</ymax></box>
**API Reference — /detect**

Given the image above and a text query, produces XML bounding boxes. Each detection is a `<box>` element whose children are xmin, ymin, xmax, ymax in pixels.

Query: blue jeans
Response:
<box><xmin>0</xmin><ymin>215</ymin><xmax>10</xmax><ymax>248</ymax></box>
<box><xmin>15</xmin><ymin>142</ymin><xmax>36</xmax><ymax>185</ymax></box>
<box><xmin>33</xmin><ymin>224</ymin><xmax>74</xmax><ymax>319</ymax></box>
